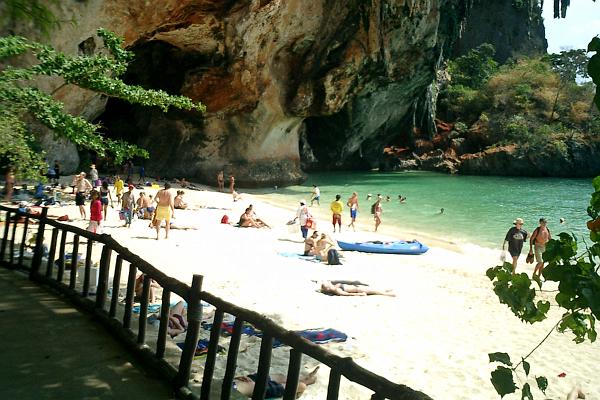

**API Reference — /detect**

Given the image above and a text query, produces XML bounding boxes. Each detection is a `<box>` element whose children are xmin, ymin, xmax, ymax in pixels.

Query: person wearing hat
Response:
<box><xmin>120</xmin><ymin>184</ymin><xmax>136</xmax><ymax>227</ymax></box>
<box><xmin>293</xmin><ymin>199</ymin><xmax>312</xmax><ymax>239</ymax></box>
<box><xmin>529</xmin><ymin>218</ymin><xmax>551</xmax><ymax>278</ymax></box>
<box><xmin>502</xmin><ymin>218</ymin><xmax>528</xmax><ymax>274</ymax></box>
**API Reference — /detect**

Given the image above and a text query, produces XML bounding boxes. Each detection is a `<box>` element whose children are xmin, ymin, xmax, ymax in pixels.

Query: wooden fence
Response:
<box><xmin>0</xmin><ymin>205</ymin><xmax>432</xmax><ymax>400</ymax></box>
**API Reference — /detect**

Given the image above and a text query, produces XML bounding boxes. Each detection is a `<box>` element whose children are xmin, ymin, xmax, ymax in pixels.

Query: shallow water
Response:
<box><xmin>256</xmin><ymin>171</ymin><xmax>593</xmax><ymax>248</ymax></box>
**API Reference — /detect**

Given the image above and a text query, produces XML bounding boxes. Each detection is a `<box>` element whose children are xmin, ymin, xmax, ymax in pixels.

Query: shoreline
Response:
<box><xmin>2</xmin><ymin>179</ymin><xmax>599</xmax><ymax>399</ymax></box>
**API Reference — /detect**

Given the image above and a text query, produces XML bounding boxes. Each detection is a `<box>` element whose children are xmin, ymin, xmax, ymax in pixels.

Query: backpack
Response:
<box><xmin>370</xmin><ymin>203</ymin><xmax>376</xmax><ymax>215</ymax></box>
<box><xmin>220</xmin><ymin>215</ymin><xmax>229</xmax><ymax>224</ymax></box>
<box><xmin>327</xmin><ymin>249</ymin><xmax>342</xmax><ymax>265</ymax></box>
<box><xmin>531</xmin><ymin>226</ymin><xmax>550</xmax><ymax>241</ymax></box>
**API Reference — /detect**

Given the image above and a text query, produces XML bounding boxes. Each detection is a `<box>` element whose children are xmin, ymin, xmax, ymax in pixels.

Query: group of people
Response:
<box><xmin>303</xmin><ymin>231</ymin><xmax>336</xmax><ymax>260</ymax></box>
<box><xmin>502</xmin><ymin>217</ymin><xmax>552</xmax><ymax>277</ymax></box>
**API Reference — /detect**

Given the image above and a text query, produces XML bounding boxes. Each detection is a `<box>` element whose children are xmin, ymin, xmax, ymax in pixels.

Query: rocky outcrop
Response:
<box><xmin>4</xmin><ymin>0</ymin><xmax>478</xmax><ymax>185</ymax></box>
<box><xmin>453</xmin><ymin>0</ymin><xmax>547</xmax><ymax>63</ymax></box>
<box><xmin>459</xmin><ymin>140</ymin><xmax>600</xmax><ymax>177</ymax></box>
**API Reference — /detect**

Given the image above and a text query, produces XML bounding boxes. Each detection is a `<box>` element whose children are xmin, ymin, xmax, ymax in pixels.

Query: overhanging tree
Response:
<box><xmin>0</xmin><ymin>28</ymin><xmax>205</xmax><ymax>179</ymax></box>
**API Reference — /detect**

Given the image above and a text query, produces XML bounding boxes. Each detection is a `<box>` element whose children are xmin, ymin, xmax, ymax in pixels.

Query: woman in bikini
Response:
<box><xmin>99</xmin><ymin>181</ymin><xmax>113</xmax><ymax>221</ymax></box>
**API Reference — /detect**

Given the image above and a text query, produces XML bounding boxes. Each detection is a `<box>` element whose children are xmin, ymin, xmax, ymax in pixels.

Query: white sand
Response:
<box><xmin>32</xmin><ymin>182</ymin><xmax>600</xmax><ymax>399</ymax></box>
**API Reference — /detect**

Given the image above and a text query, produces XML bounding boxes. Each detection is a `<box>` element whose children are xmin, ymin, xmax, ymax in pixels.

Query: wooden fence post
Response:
<box><xmin>175</xmin><ymin>274</ymin><xmax>203</xmax><ymax>389</ymax></box>
<box><xmin>30</xmin><ymin>208</ymin><xmax>48</xmax><ymax>280</ymax></box>
<box><xmin>95</xmin><ymin>241</ymin><xmax>112</xmax><ymax>310</ymax></box>
<box><xmin>0</xmin><ymin>210</ymin><xmax>11</xmax><ymax>263</ymax></box>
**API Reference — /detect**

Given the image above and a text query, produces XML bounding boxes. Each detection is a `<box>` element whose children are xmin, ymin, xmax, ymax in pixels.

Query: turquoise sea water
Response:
<box><xmin>258</xmin><ymin>171</ymin><xmax>593</xmax><ymax>248</ymax></box>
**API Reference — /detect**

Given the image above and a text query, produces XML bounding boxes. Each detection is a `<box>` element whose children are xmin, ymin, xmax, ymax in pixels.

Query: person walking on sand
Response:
<box><xmin>217</xmin><ymin>170</ymin><xmax>224</xmax><ymax>192</ymax></box>
<box><xmin>114</xmin><ymin>175</ymin><xmax>124</xmax><ymax>206</ymax></box>
<box><xmin>347</xmin><ymin>192</ymin><xmax>358</xmax><ymax>231</ymax></box>
<box><xmin>310</xmin><ymin>185</ymin><xmax>320</xmax><ymax>206</ymax></box>
<box><xmin>373</xmin><ymin>198</ymin><xmax>382</xmax><ymax>232</ymax></box>
<box><xmin>502</xmin><ymin>218</ymin><xmax>528</xmax><ymax>274</ymax></box>
<box><xmin>154</xmin><ymin>182</ymin><xmax>175</xmax><ymax>239</ymax></box>
<box><xmin>529</xmin><ymin>218</ymin><xmax>551</xmax><ymax>278</ymax></box>
<box><xmin>293</xmin><ymin>199</ymin><xmax>311</xmax><ymax>239</ymax></box>
<box><xmin>87</xmin><ymin>190</ymin><xmax>103</xmax><ymax>234</ymax></box>
<box><xmin>4</xmin><ymin>167</ymin><xmax>15</xmax><ymax>201</ymax></box>
<box><xmin>120</xmin><ymin>184</ymin><xmax>136</xmax><ymax>227</ymax></box>
<box><xmin>89</xmin><ymin>164</ymin><xmax>99</xmax><ymax>188</ymax></box>
<box><xmin>75</xmin><ymin>172</ymin><xmax>93</xmax><ymax>219</ymax></box>
<box><xmin>229</xmin><ymin>174</ymin><xmax>235</xmax><ymax>193</ymax></box>
<box><xmin>330</xmin><ymin>194</ymin><xmax>344</xmax><ymax>233</ymax></box>
<box><xmin>99</xmin><ymin>181</ymin><xmax>113</xmax><ymax>221</ymax></box>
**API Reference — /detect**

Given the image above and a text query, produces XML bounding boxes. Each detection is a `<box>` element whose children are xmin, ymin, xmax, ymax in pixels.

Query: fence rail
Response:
<box><xmin>0</xmin><ymin>205</ymin><xmax>432</xmax><ymax>400</ymax></box>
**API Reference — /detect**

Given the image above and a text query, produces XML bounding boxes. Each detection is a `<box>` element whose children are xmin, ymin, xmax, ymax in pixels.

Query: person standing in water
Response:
<box><xmin>229</xmin><ymin>174</ymin><xmax>235</xmax><ymax>194</ymax></box>
<box><xmin>502</xmin><ymin>218</ymin><xmax>528</xmax><ymax>275</ymax></box>
<box><xmin>310</xmin><ymin>185</ymin><xmax>320</xmax><ymax>206</ymax></box>
<box><xmin>217</xmin><ymin>170</ymin><xmax>224</xmax><ymax>192</ymax></box>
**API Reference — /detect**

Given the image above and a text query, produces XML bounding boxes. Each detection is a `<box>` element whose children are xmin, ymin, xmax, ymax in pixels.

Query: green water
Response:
<box><xmin>259</xmin><ymin>171</ymin><xmax>593</xmax><ymax>248</ymax></box>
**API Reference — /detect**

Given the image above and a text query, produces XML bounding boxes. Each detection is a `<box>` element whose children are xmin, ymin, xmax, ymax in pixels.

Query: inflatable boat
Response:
<box><xmin>337</xmin><ymin>239</ymin><xmax>429</xmax><ymax>255</ymax></box>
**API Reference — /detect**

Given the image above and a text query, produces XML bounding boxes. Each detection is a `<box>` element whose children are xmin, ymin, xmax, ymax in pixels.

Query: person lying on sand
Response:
<box><xmin>233</xmin><ymin>366</ymin><xmax>319</xmax><ymax>399</ymax></box>
<box><xmin>167</xmin><ymin>301</ymin><xmax>187</xmax><ymax>338</ymax></box>
<box><xmin>319</xmin><ymin>281</ymin><xmax>396</xmax><ymax>297</ymax></box>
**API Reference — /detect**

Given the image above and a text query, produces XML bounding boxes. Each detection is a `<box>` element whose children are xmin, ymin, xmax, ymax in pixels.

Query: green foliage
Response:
<box><xmin>447</xmin><ymin>43</ymin><xmax>498</xmax><ymax>89</ymax></box>
<box><xmin>0</xmin><ymin>29</ymin><xmax>206</xmax><ymax>178</ymax></box>
<box><xmin>487</xmin><ymin>176</ymin><xmax>600</xmax><ymax>398</ymax></box>
<box><xmin>545</xmin><ymin>49</ymin><xmax>590</xmax><ymax>82</ymax></box>
<box><xmin>0</xmin><ymin>0</ymin><xmax>61</xmax><ymax>36</ymax></box>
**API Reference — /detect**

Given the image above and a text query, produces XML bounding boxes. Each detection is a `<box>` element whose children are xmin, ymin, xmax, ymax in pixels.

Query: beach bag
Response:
<box><xmin>370</xmin><ymin>203</ymin><xmax>376</xmax><ymax>214</ymax></box>
<box><xmin>221</xmin><ymin>215</ymin><xmax>229</xmax><ymax>224</ymax></box>
<box><xmin>327</xmin><ymin>249</ymin><xmax>342</xmax><ymax>265</ymax></box>
<box><xmin>526</xmin><ymin>252</ymin><xmax>535</xmax><ymax>264</ymax></box>
<box><xmin>305</xmin><ymin>217</ymin><xmax>315</xmax><ymax>229</ymax></box>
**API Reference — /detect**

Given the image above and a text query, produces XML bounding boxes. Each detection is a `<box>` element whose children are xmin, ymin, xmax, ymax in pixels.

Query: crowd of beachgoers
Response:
<box><xmin>1</xmin><ymin>164</ymin><xmax>598</xmax><ymax>399</ymax></box>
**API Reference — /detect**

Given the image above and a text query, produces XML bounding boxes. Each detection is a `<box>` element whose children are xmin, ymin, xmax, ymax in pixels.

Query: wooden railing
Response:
<box><xmin>0</xmin><ymin>205</ymin><xmax>432</xmax><ymax>400</ymax></box>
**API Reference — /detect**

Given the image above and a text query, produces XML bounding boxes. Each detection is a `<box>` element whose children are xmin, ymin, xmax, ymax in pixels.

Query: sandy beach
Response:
<box><xmin>8</xmin><ymin>180</ymin><xmax>600</xmax><ymax>400</ymax></box>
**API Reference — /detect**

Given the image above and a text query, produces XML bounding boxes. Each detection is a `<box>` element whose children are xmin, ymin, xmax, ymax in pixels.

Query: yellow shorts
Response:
<box><xmin>155</xmin><ymin>205</ymin><xmax>171</xmax><ymax>222</ymax></box>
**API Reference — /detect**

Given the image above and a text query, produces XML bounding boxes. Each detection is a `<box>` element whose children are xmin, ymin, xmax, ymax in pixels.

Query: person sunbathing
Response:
<box><xmin>238</xmin><ymin>208</ymin><xmax>268</xmax><ymax>228</ymax></box>
<box><xmin>315</xmin><ymin>233</ymin><xmax>336</xmax><ymax>261</ymax></box>
<box><xmin>174</xmin><ymin>190</ymin><xmax>188</xmax><ymax>209</ymax></box>
<box><xmin>319</xmin><ymin>280</ymin><xmax>396</xmax><ymax>297</ymax></box>
<box><xmin>247</xmin><ymin>204</ymin><xmax>270</xmax><ymax>228</ymax></box>
<box><xmin>134</xmin><ymin>274</ymin><xmax>161</xmax><ymax>303</ymax></box>
<box><xmin>303</xmin><ymin>231</ymin><xmax>319</xmax><ymax>256</ymax></box>
<box><xmin>167</xmin><ymin>301</ymin><xmax>188</xmax><ymax>338</ymax></box>
<box><xmin>233</xmin><ymin>366</ymin><xmax>319</xmax><ymax>399</ymax></box>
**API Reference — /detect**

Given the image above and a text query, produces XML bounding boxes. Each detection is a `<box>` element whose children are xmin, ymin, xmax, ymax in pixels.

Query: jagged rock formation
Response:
<box><xmin>453</xmin><ymin>0</ymin><xmax>547</xmax><ymax>63</ymax></box>
<box><xmin>3</xmin><ymin>0</ymin><xmax>481</xmax><ymax>185</ymax></box>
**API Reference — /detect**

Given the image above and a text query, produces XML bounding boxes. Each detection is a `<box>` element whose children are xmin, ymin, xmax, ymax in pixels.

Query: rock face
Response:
<box><xmin>453</xmin><ymin>0</ymin><xmax>547</xmax><ymax>63</ymax></box>
<box><xmin>4</xmin><ymin>0</ymin><xmax>479</xmax><ymax>185</ymax></box>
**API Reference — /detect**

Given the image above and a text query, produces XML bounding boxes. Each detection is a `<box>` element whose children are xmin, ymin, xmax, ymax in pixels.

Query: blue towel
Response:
<box><xmin>176</xmin><ymin>339</ymin><xmax>225</xmax><ymax>358</ymax></box>
<box><xmin>132</xmin><ymin>304</ymin><xmax>161</xmax><ymax>314</ymax></box>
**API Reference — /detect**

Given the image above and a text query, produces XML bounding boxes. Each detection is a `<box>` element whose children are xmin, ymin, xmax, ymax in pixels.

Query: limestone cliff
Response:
<box><xmin>4</xmin><ymin>0</ymin><xmax>477</xmax><ymax>185</ymax></box>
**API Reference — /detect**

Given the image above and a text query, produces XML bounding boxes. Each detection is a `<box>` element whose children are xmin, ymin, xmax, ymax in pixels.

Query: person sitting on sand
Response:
<box><xmin>304</xmin><ymin>231</ymin><xmax>320</xmax><ymax>256</ymax></box>
<box><xmin>175</xmin><ymin>178</ymin><xmax>189</xmax><ymax>188</ymax></box>
<box><xmin>232</xmin><ymin>190</ymin><xmax>242</xmax><ymax>202</ymax></box>
<box><xmin>238</xmin><ymin>207</ymin><xmax>268</xmax><ymax>228</ymax></box>
<box><xmin>247</xmin><ymin>204</ymin><xmax>270</xmax><ymax>228</ymax></box>
<box><xmin>167</xmin><ymin>301</ymin><xmax>187</xmax><ymax>338</ymax></box>
<box><xmin>233</xmin><ymin>366</ymin><xmax>319</xmax><ymax>399</ymax></box>
<box><xmin>315</xmin><ymin>233</ymin><xmax>337</xmax><ymax>261</ymax></box>
<box><xmin>134</xmin><ymin>273</ymin><xmax>161</xmax><ymax>303</ymax></box>
<box><xmin>319</xmin><ymin>281</ymin><xmax>396</xmax><ymax>297</ymax></box>
<box><xmin>174</xmin><ymin>190</ymin><xmax>188</xmax><ymax>210</ymax></box>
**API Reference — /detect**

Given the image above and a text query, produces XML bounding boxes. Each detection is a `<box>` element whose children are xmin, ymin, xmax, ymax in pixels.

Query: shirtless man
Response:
<box><xmin>153</xmin><ymin>182</ymin><xmax>175</xmax><ymax>239</ymax></box>
<box><xmin>74</xmin><ymin>172</ymin><xmax>93</xmax><ymax>219</ymax></box>
<box><xmin>303</xmin><ymin>231</ymin><xmax>319</xmax><ymax>256</ymax></box>
<box><xmin>217</xmin><ymin>170</ymin><xmax>224</xmax><ymax>192</ymax></box>
<box><xmin>347</xmin><ymin>192</ymin><xmax>359</xmax><ymax>231</ymax></box>
<box><xmin>529</xmin><ymin>218</ymin><xmax>551</xmax><ymax>278</ymax></box>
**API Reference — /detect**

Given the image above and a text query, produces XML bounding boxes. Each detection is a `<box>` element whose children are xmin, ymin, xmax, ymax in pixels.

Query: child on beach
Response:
<box><xmin>87</xmin><ymin>190</ymin><xmax>102</xmax><ymax>234</ymax></box>
<box><xmin>120</xmin><ymin>185</ymin><xmax>136</xmax><ymax>227</ymax></box>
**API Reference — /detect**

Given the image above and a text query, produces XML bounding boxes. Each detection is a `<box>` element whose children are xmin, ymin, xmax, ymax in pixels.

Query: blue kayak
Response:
<box><xmin>337</xmin><ymin>240</ymin><xmax>429</xmax><ymax>255</ymax></box>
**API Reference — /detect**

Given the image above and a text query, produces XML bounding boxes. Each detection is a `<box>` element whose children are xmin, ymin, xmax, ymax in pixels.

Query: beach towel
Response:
<box><xmin>272</xmin><ymin>328</ymin><xmax>347</xmax><ymax>348</ymax></box>
<box><xmin>202</xmin><ymin>322</ymin><xmax>347</xmax><ymax>348</ymax></box>
<box><xmin>176</xmin><ymin>339</ymin><xmax>226</xmax><ymax>358</ymax></box>
<box><xmin>132</xmin><ymin>304</ymin><xmax>161</xmax><ymax>314</ymax></box>
<box><xmin>277</xmin><ymin>252</ymin><xmax>321</xmax><ymax>263</ymax></box>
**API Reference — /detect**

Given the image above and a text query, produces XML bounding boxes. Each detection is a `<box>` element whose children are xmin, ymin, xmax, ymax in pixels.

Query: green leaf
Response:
<box><xmin>521</xmin><ymin>383</ymin><xmax>533</xmax><ymax>400</ymax></box>
<box><xmin>522</xmin><ymin>359</ymin><xmax>530</xmax><ymax>376</ymax></box>
<box><xmin>491</xmin><ymin>366</ymin><xmax>517</xmax><ymax>398</ymax></box>
<box><xmin>593</xmin><ymin>176</ymin><xmax>600</xmax><ymax>192</ymax></box>
<box><xmin>535</xmin><ymin>376</ymin><xmax>548</xmax><ymax>394</ymax></box>
<box><xmin>489</xmin><ymin>352</ymin><xmax>513</xmax><ymax>366</ymax></box>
